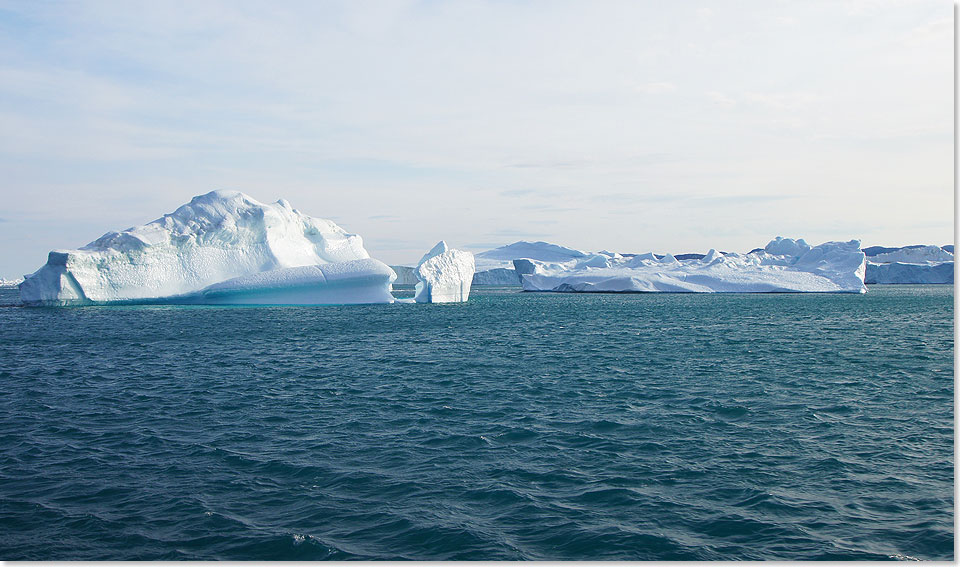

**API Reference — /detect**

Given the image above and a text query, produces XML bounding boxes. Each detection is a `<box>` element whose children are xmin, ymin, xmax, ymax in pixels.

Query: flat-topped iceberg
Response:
<box><xmin>414</xmin><ymin>241</ymin><xmax>475</xmax><ymax>303</ymax></box>
<box><xmin>515</xmin><ymin>237</ymin><xmax>867</xmax><ymax>294</ymax></box>
<box><xmin>19</xmin><ymin>190</ymin><xmax>397</xmax><ymax>305</ymax></box>
<box><xmin>863</xmin><ymin>244</ymin><xmax>953</xmax><ymax>284</ymax></box>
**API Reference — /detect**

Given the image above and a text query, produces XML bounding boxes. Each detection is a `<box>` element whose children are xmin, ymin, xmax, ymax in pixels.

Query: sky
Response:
<box><xmin>0</xmin><ymin>0</ymin><xmax>953</xmax><ymax>278</ymax></box>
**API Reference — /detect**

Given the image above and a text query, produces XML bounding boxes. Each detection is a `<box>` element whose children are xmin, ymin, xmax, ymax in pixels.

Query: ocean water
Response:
<box><xmin>0</xmin><ymin>285</ymin><xmax>952</xmax><ymax>560</ymax></box>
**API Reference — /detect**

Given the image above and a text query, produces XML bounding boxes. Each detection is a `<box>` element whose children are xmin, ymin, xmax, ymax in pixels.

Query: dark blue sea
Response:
<box><xmin>0</xmin><ymin>285</ymin><xmax>953</xmax><ymax>560</ymax></box>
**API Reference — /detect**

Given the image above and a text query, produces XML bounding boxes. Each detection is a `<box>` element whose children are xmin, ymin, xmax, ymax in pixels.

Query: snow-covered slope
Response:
<box><xmin>515</xmin><ymin>237</ymin><xmax>866</xmax><ymax>294</ymax></box>
<box><xmin>414</xmin><ymin>241</ymin><xmax>475</xmax><ymax>303</ymax></box>
<box><xmin>19</xmin><ymin>190</ymin><xmax>397</xmax><ymax>305</ymax></box>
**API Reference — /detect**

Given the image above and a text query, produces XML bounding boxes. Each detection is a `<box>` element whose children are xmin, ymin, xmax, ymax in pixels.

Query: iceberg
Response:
<box><xmin>388</xmin><ymin>265</ymin><xmax>420</xmax><ymax>285</ymax></box>
<box><xmin>472</xmin><ymin>240</ymin><xmax>589</xmax><ymax>285</ymax></box>
<box><xmin>515</xmin><ymin>237</ymin><xmax>867</xmax><ymax>294</ymax></box>
<box><xmin>414</xmin><ymin>241</ymin><xmax>475</xmax><ymax>303</ymax></box>
<box><xmin>0</xmin><ymin>277</ymin><xmax>23</xmax><ymax>288</ymax></box>
<box><xmin>19</xmin><ymin>190</ymin><xmax>397</xmax><ymax>305</ymax></box>
<box><xmin>864</xmin><ymin>244</ymin><xmax>953</xmax><ymax>264</ymax></box>
<box><xmin>865</xmin><ymin>261</ymin><xmax>953</xmax><ymax>284</ymax></box>
<box><xmin>471</xmin><ymin>267</ymin><xmax>521</xmax><ymax>285</ymax></box>
<box><xmin>474</xmin><ymin>241</ymin><xmax>588</xmax><ymax>268</ymax></box>
<box><xmin>862</xmin><ymin>244</ymin><xmax>953</xmax><ymax>284</ymax></box>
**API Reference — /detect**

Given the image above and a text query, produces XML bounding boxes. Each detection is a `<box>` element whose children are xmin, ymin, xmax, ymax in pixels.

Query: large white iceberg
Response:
<box><xmin>414</xmin><ymin>241</ymin><xmax>475</xmax><ymax>303</ymax></box>
<box><xmin>515</xmin><ymin>237</ymin><xmax>867</xmax><ymax>294</ymax></box>
<box><xmin>863</xmin><ymin>244</ymin><xmax>953</xmax><ymax>284</ymax></box>
<box><xmin>19</xmin><ymin>190</ymin><xmax>397</xmax><ymax>305</ymax></box>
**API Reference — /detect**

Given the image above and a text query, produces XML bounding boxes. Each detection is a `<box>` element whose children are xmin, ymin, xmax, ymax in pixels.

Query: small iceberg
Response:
<box><xmin>413</xmin><ymin>241</ymin><xmax>475</xmax><ymax>303</ymax></box>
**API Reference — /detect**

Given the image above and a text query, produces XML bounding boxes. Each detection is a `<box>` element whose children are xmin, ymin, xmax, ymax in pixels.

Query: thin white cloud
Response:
<box><xmin>705</xmin><ymin>91</ymin><xmax>736</xmax><ymax>107</ymax></box>
<box><xmin>741</xmin><ymin>91</ymin><xmax>825</xmax><ymax>111</ymax></box>
<box><xmin>0</xmin><ymin>0</ymin><xmax>951</xmax><ymax>273</ymax></box>
<box><xmin>635</xmin><ymin>81</ymin><xmax>677</xmax><ymax>94</ymax></box>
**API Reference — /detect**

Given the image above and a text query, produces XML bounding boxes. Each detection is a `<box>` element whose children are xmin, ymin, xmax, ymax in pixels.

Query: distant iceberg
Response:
<box><xmin>389</xmin><ymin>265</ymin><xmax>420</xmax><ymax>286</ymax></box>
<box><xmin>19</xmin><ymin>191</ymin><xmax>398</xmax><ymax>306</ymax></box>
<box><xmin>0</xmin><ymin>277</ymin><xmax>24</xmax><ymax>288</ymax></box>
<box><xmin>474</xmin><ymin>241</ymin><xmax>588</xmax><ymax>269</ymax></box>
<box><xmin>863</xmin><ymin>244</ymin><xmax>953</xmax><ymax>284</ymax></box>
<box><xmin>471</xmin><ymin>267</ymin><xmax>521</xmax><ymax>285</ymax></box>
<box><xmin>514</xmin><ymin>237</ymin><xmax>867</xmax><ymax>294</ymax></box>
<box><xmin>471</xmin><ymin>241</ymin><xmax>588</xmax><ymax>285</ymax></box>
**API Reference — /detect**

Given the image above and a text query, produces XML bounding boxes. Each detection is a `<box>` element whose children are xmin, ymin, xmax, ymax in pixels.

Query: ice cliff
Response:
<box><xmin>414</xmin><ymin>241</ymin><xmax>475</xmax><ymax>303</ymax></box>
<box><xmin>514</xmin><ymin>237</ymin><xmax>867</xmax><ymax>293</ymax></box>
<box><xmin>19</xmin><ymin>191</ymin><xmax>399</xmax><ymax>305</ymax></box>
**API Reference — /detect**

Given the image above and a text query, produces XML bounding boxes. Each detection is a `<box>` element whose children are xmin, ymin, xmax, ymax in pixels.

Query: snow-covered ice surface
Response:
<box><xmin>0</xmin><ymin>277</ymin><xmax>24</xmax><ymax>288</ymax></box>
<box><xmin>515</xmin><ymin>237</ymin><xmax>867</xmax><ymax>294</ymax></box>
<box><xmin>867</xmin><ymin>245</ymin><xmax>953</xmax><ymax>264</ymax></box>
<box><xmin>863</xmin><ymin>245</ymin><xmax>953</xmax><ymax>284</ymax></box>
<box><xmin>19</xmin><ymin>190</ymin><xmax>397</xmax><ymax>305</ymax></box>
<box><xmin>414</xmin><ymin>241</ymin><xmax>475</xmax><ymax>303</ymax></box>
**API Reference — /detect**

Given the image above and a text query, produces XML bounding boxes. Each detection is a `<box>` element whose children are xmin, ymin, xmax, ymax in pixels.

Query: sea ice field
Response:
<box><xmin>0</xmin><ymin>284</ymin><xmax>952</xmax><ymax>560</ymax></box>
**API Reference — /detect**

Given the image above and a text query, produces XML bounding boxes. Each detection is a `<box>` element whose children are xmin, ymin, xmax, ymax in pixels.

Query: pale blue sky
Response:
<box><xmin>0</xmin><ymin>0</ymin><xmax>952</xmax><ymax>277</ymax></box>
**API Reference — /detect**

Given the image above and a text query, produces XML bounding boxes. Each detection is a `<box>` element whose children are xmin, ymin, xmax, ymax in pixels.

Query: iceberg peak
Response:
<box><xmin>764</xmin><ymin>236</ymin><xmax>811</xmax><ymax>257</ymax></box>
<box><xmin>417</xmin><ymin>240</ymin><xmax>449</xmax><ymax>267</ymax></box>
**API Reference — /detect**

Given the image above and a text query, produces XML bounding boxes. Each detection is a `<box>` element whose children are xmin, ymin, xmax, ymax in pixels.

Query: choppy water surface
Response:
<box><xmin>0</xmin><ymin>285</ymin><xmax>953</xmax><ymax>560</ymax></box>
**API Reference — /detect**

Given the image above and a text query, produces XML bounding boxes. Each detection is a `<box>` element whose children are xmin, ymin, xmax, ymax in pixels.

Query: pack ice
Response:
<box><xmin>514</xmin><ymin>237</ymin><xmax>867</xmax><ymax>293</ymax></box>
<box><xmin>19</xmin><ymin>190</ymin><xmax>399</xmax><ymax>305</ymax></box>
<box><xmin>863</xmin><ymin>245</ymin><xmax>954</xmax><ymax>284</ymax></box>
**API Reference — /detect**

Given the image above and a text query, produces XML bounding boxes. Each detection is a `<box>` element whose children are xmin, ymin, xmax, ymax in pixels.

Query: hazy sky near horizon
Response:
<box><xmin>0</xmin><ymin>0</ymin><xmax>953</xmax><ymax>276</ymax></box>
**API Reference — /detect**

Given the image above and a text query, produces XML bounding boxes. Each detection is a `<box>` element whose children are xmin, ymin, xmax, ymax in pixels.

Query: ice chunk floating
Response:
<box><xmin>19</xmin><ymin>191</ymin><xmax>400</xmax><ymax>305</ymax></box>
<box><xmin>515</xmin><ymin>237</ymin><xmax>867</xmax><ymax>294</ymax></box>
<box><xmin>414</xmin><ymin>241</ymin><xmax>475</xmax><ymax>303</ymax></box>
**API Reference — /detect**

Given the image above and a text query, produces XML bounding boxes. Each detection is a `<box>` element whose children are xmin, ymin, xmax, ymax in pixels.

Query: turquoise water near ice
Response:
<box><xmin>0</xmin><ymin>285</ymin><xmax>953</xmax><ymax>560</ymax></box>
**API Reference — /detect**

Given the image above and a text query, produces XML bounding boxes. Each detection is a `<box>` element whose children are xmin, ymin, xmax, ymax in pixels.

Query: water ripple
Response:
<box><xmin>0</xmin><ymin>285</ymin><xmax>952</xmax><ymax>560</ymax></box>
